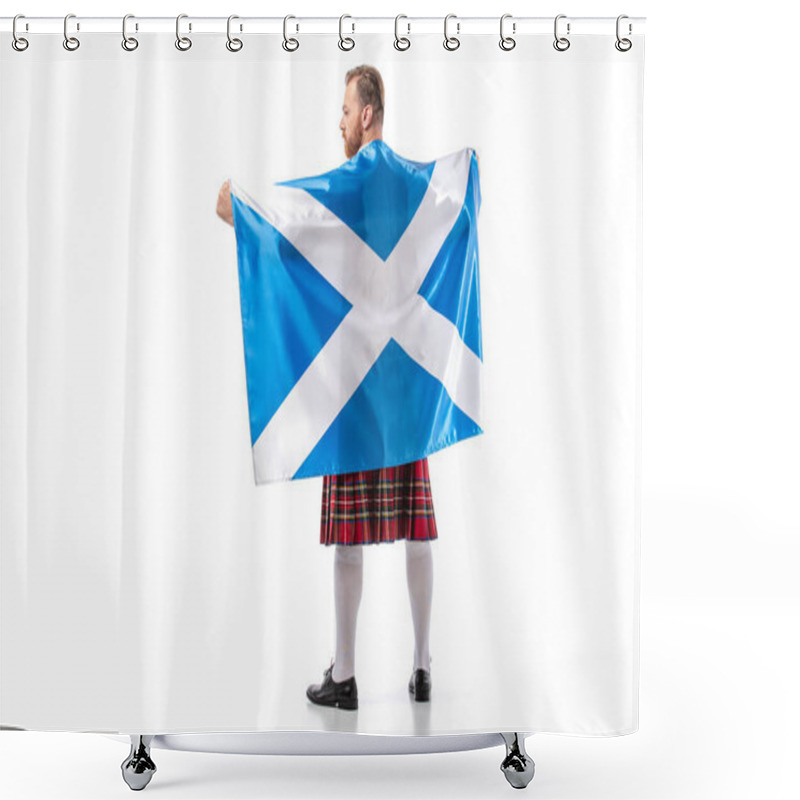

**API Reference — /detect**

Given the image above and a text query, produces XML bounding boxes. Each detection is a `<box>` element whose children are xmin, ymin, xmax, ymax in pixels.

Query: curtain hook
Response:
<box><xmin>339</xmin><ymin>14</ymin><xmax>355</xmax><ymax>51</ymax></box>
<box><xmin>63</xmin><ymin>13</ymin><xmax>80</xmax><ymax>51</ymax></box>
<box><xmin>394</xmin><ymin>14</ymin><xmax>411</xmax><ymax>51</ymax></box>
<box><xmin>122</xmin><ymin>14</ymin><xmax>139</xmax><ymax>51</ymax></box>
<box><xmin>227</xmin><ymin>15</ymin><xmax>243</xmax><ymax>52</ymax></box>
<box><xmin>12</xmin><ymin>14</ymin><xmax>29</xmax><ymax>51</ymax></box>
<box><xmin>615</xmin><ymin>14</ymin><xmax>632</xmax><ymax>51</ymax></box>
<box><xmin>553</xmin><ymin>14</ymin><xmax>570</xmax><ymax>51</ymax></box>
<box><xmin>283</xmin><ymin>15</ymin><xmax>299</xmax><ymax>51</ymax></box>
<box><xmin>443</xmin><ymin>13</ymin><xmax>460</xmax><ymax>51</ymax></box>
<box><xmin>499</xmin><ymin>14</ymin><xmax>516</xmax><ymax>51</ymax></box>
<box><xmin>176</xmin><ymin>13</ymin><xmax>192</xmax><ymax>50</ymax></box>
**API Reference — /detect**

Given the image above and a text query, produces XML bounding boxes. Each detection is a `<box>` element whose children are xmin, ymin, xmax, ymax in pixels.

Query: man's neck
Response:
<box><xmin>360</xmin><ymin>131</ymin><xmax>383</xmax><ymax>151</ymax></box>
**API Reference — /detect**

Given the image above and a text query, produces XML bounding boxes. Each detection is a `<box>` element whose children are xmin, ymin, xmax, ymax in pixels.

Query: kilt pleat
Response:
<box><xmin>320</xmin><ymin>457</ymin><xmax>438</xmax><ymax>546</ymax></box>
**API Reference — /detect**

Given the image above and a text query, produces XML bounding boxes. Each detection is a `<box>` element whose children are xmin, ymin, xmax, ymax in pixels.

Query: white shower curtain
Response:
<box><xmin>0</xmin><ymin>25</ymin><xmax>643</xmax><ymax>736</ymax></box>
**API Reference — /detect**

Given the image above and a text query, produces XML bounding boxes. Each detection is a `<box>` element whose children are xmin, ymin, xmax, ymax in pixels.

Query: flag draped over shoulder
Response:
<box><xmin>229</xmin><ymin>139</ymin><xmax>483</xmax><ymax>484</ymax></box>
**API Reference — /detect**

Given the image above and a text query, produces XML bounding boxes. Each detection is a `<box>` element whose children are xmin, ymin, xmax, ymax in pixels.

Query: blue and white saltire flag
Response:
<box><xmin>229</xmin><ymin>139</ymin><xmax>482</xmax><ymax>484</ymax></box>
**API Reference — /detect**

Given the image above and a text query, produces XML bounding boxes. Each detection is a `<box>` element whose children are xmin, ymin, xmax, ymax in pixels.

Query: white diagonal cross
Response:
<box><xmin>231</xmin><ymin>147</ymin><xmax>481</xmax><ymax>481</ymax></box>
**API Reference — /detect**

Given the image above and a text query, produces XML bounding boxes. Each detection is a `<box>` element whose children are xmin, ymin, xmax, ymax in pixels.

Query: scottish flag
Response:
<box><xmin>230</xmin><ymin>139</ymin><xmax>483</xmax><ymax>484</ymax></box>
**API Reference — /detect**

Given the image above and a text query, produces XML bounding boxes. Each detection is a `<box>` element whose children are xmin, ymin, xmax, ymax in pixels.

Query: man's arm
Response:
<box><xmin>217</xmin><ymin>179</ymin><xmax>234</xmax><ymax>227</ymax></box>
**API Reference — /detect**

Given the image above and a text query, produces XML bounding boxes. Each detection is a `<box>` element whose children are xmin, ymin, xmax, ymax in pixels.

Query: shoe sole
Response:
<box><xmin>306</xmin><ymin>689</ymin><xmax>358</xmax><ymax>710</ymax></box>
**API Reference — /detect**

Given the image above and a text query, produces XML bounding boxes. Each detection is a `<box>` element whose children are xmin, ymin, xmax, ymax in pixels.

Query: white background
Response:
<box><xmin>1</xmin><ymin>1</ymin><xmax>797</xmax><ymax>799</ymax></box>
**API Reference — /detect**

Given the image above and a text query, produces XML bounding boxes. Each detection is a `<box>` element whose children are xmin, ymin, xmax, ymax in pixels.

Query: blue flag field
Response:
<box><xmin>230</xmin><ymin>139</ymin><xmax>483</xmax><ymax>484</ymax></box>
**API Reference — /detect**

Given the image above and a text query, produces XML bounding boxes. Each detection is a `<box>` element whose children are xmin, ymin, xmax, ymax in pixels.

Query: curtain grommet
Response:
<box><xmin>175</xmin><ymin>13</ymin><xmax>192</xmax><ymax>51</ymax></box>
<box><xmin>121</xmin><ymin>14</ymin><xmax>138</xmax><ymax>51</ymax></box>
<box><xmin>283</xmin><ymin>15</ymin><xmax>299</xmax><ymax>52</ymax></box>
<box><xmin>63</xmin><ymin>13</ymin><xmax>80</xmax><ymax>51</ymax></box>
<box><xmin>615</xmin><ymin>15</ymin><xmax>632</xmax><ymax>51</ymax></box>
<box><xmin>226</xmin><ymin>15</ymin><xmax>243</xmax><ymax>52</ymax></box>
<box><xmin>338</xmin><ymin>14</ymin><xmax>355</xmax><ymax>51</ymax></box>
<box><xmin>499</xmin><ymin>14</ymin><xmax>516</xmax><ymax>51</ymax></box>
<box><xmin>394</xmin><ymin>14</ymin><xmax>411</xmax><ymax>51</ymax></box>
<box><xmin>12</xmin><ymin>14</ymin><xmax>29</xmax><ymax>51</ymax></box>
<box><xmin>553</xmin><ymin>14</ymin><xmax>570</xmax><ymax>51</ymax></box>
<box><xmin>443</xmin><ymin>13</ymin><xmax>460</xmax><ymax>51</ymax></box>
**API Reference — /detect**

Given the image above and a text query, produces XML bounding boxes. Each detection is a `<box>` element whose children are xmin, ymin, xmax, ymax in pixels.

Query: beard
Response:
<box><xmin>343</xmin><ymin>128</ymin><xmax>362</xmax><ymax>159</ymax></box>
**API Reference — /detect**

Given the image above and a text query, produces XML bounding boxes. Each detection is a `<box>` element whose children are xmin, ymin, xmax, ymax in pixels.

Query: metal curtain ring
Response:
<box><xmin>394</xmin><ymin>14</ymin><xmax>410</xmax><ymax>50</ymax></box>
<box><xmin>122</xmin><ymin>14</ymin><xmax>138</xmax><ymax>51</ymax></box>
<box><xmin>63</xmin><ymin>13</ymin><xmax>80</xmax><ymax>51</ymax></box>
<box><xmin>227</xmin><ymin>15</ymin><xmax>243</xmax><ymax>51</ymax></box>
<box><xmin>176</xmin><ymin>13</ymin><xmax>192</xmax><ymax>50</ymax></box>
<box><xmin>615</xmin><ymin>14</ymin><xmax>632</xmax><ymax>51</ymax></box>
<box><xmin>12</xmin><ymin>14</ymin><xmax>29</xmax><ymax>51</ymax></box>
<box><xmin>499</xmin><ymin>13</ymin><xmax>516</xmax><ymax>50</ymax></box>
<box><xmin>443</xmin><ymin>13</ymin><xmax>460</xmax><ymax>51</ymax></box>
<box><xmin>339</xmin><ymin>14</ymin><xmax>355</xmax><ymax>51</ymax></box>
<box><xmin>553</xmin><ymin>14</ymin><xmax>570</xmax><ymax>51</ymax></box>
<box><xmin>283</xmin><ymin>15</ymin><xmax>299</xmax><ymax>51</ymax></box>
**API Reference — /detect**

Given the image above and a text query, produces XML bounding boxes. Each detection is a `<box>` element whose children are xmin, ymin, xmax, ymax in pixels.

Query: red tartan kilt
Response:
<box><xmin>320</xmin><ymin>457</ymin><xmax>438</xmax><ymax>546</ymax></box>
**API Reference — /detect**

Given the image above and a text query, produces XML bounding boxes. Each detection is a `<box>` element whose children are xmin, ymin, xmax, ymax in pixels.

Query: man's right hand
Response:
<box><xmin>217</xmin><ymin>179</ymin><xmax>234</xmax><ymax>226</ymax></box>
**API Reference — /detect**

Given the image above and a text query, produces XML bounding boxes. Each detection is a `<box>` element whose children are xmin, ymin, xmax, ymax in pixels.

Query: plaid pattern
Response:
<box><xmin>320</xmin><ymin>457</ymin><xmax>438</xmax><ymax>546</ymax></box>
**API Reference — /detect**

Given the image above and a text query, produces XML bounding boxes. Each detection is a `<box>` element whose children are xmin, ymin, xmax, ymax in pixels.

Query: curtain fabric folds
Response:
<box><xmin>0</xmin><ymin>30</ymin><xmax>643</xmax><ymax>736</ymax></box>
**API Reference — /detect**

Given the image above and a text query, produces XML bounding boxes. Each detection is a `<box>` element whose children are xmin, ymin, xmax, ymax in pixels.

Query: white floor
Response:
<box><xmin>2</xmin><ymin>594</ymin><xmax>797</xmax><ymax>799</ymax></box>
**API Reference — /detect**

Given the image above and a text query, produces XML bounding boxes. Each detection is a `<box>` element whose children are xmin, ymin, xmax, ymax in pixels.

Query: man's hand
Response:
<box><xmin>217</xmin><ymin>179</ymin><xmax>234</xmax><ymax>226</ymax></box>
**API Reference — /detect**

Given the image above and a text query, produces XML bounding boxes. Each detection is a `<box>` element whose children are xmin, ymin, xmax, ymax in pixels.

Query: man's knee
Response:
<box><xmin>335</xmin><ymin>544</ymin><xmax>364</xmax><ymax>564</ymax></box>
<box><xmin>405</xmin><ymin>540</ymin><xmax>431</xmax><ymax>559</ymax></box>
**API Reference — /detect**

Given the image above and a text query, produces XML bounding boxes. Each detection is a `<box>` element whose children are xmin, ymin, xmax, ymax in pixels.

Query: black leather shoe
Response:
<box><xmin>408</xmin><ymin>667</ymin><xmax>432</xmax><ymax>702</ymax></box>
<box><xmin>307</xmin><ymin>661</ymin><xmax>358</xmax><ymax>710</ymax></box>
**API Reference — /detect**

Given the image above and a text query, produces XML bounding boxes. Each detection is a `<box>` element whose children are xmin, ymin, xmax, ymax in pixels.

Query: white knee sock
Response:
<box><xmin>405</xmin><ymin>540</ymin><xmax>433</xmax><ymax>672</ymax></box>
<box><xmin>332</xmin><ymin>545</ymin><xmax>363</xmax><ymax>682</ymax></box>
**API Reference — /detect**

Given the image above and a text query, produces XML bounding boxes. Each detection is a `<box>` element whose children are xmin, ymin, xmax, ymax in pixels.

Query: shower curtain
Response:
<box><xmin>0</xmin><ymin>21</ymin><xmax>643</xmax><ymax>737</ymax></box>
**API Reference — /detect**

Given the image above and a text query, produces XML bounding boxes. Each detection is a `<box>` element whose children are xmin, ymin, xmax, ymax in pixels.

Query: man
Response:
<box><xmin>217</xmin><ymin>64</ymin><xmax>478</xmax><ymax>710</ymax></box>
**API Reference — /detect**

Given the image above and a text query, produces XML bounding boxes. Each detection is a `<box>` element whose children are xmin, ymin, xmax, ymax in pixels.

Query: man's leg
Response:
<box><xmin>405</xmin><ymin>539</ymin><xmax>433</xmax><ymax>672</ymax></box>
<box><xmin>332</xmin><ymin>544</ymin><xmax>363</xmax><ymax>682</ymax></box>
